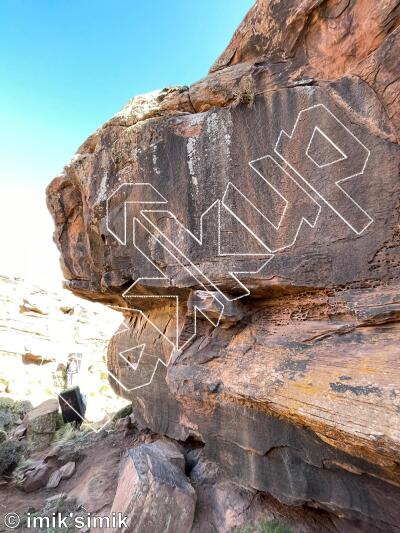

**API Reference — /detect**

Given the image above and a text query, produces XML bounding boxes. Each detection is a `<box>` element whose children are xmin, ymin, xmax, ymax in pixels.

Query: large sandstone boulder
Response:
<box><xmin>47</xmin><ymin>1</ymin><xmax>400</xmax><ymax>531</ymax></box>
<box><xmin>110</xmin><ymin>441</ymin><xmax>196</xmax><ymax>533</ymax></box>
<box><xmin>24</xmin><ymin>399</ymin><xmax>59</xmax><ymax>450</ymax></box>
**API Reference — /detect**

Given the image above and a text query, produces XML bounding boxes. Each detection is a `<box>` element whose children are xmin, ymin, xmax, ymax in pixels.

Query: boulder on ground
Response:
<box><xmin>46</xmin><ymin>461</ymin><xmax>76</xmax><ymax>489</ymax></box>
<box><xmin>12</xmin><ymin>424</ymin><xmax>27</xmax><ymax>440</ymax></box>
<box><xmin>24</xmin><ymin>399</ymin><xmax>59</xmax><ymax>450</ymax></box>
<box><xmin>21</xmin><ymin>462</ymin><xmax>52</xmax><ymax>492</ymax></box>
<box><xmin>46</xmin><ymin>0</ymin><xmax>400</xmax><ymax>531</ymax></box>
<box><xmin>110</xmin><ymin>440</ymin><xmax>196</xmax><ymax>533</ymax></box>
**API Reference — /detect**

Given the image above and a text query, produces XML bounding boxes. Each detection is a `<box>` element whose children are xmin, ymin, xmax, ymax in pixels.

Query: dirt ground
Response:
<box><xmin>0</xmin><ymin>424</ymin><xmax>152</xmax><ymax>532</ymax></box>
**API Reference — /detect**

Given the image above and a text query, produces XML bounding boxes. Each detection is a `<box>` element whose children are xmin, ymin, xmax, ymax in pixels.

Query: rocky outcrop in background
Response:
<box><xmin>47</xmin><ymin>1</ymin><xmax>400</xmax><ymax>531</ymax></box>
<box><xmin>0</xmin><ymin>275</ymin><xmax>123</xmax><ymax>422</ymax></box>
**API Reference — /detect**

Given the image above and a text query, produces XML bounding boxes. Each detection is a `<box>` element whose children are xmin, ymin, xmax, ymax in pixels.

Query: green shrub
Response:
<box><xmin>0</xmin><ymin>438</ymin><xmax>23</xmax><ymax>474</ymax></box>
<box><xmin>20</xmin><ymin>494</ymin><xmax>86</xmax><ymax>533</ymax></box>
<box><xmin>52</xmin><ymin>422</ymin><xmax>92</xmax><ymax>452</ymax></box>
<box><xmin>112</xmin><ymin>403</ymin><xmax>132</xmax><ymax>421</ymax></box>
<box><xmin>0</xmin><ymin>397</ymin><xmax>32</xmax><ymax>431</ymax></box>
<box><xmin>0</xmin><ymin>400</ymin><xmax>16</xmax><ymax>430</ymax></box>
<box><xmin>52</xmin><ymin>423</ymin><xmax>77</xmax><ymax>445</ymax></box>
<box><xmin>55</xmin><ymin>411</ymin><xmax>65</xmax><ymax>430</ymax></box>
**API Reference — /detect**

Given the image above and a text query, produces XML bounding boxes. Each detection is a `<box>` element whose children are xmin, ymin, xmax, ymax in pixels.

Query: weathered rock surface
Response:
<box><xmin>21</xmin><ymin>462</ymin><xmax>52</xmax><ymax>492</ymax></box>
<box><xmin>189</xmin><ymin>455</ymin><xmax>336</xmax><ymax>533</ymax></box>
<box><xmin>24</xmin><ymin>399</ymin><xmax>59</xmax><ymax>450</ymax></box>
<box><xmin>47</xmin><ymin>1</ymin><xmax>400</xmax><ymax>531</ymax></box>
<box><xmin>46</xmin><ymin>461</ymin><xmax>76</xmax><ymax>489</ymax></box>
<box><xmin>110</xmin><ymin>441</ymin><xmax>196</xmax><ymax>533</ymax></box>
<box><xmin>0</xmin><ymin>274</ymin><xmax>116</xmax><ymax>366</ymax></box>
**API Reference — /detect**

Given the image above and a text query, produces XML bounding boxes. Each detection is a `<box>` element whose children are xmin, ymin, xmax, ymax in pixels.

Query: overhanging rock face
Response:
<box><xmin>47</xmin><ymin>1</ymin><xmax>400</xmax><ymax>531</ymax></box>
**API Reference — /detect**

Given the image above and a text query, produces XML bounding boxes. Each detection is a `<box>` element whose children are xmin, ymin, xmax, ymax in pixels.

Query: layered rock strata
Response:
<box><xmin>47</xmin><ymin>1</ymin><xmax>400</xmax><ymax>530</ymax></box>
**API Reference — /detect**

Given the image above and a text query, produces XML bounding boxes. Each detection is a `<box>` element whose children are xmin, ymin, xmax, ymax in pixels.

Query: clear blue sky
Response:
<box><xmin>0</xmin><ymin>0</ymin><xmax>253</xmax><ymax>287</ymax></box>
<box><xmin>0</xmin><ymin>0</ymin><xmax>253</xmax><ymax>189</ymax></box>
